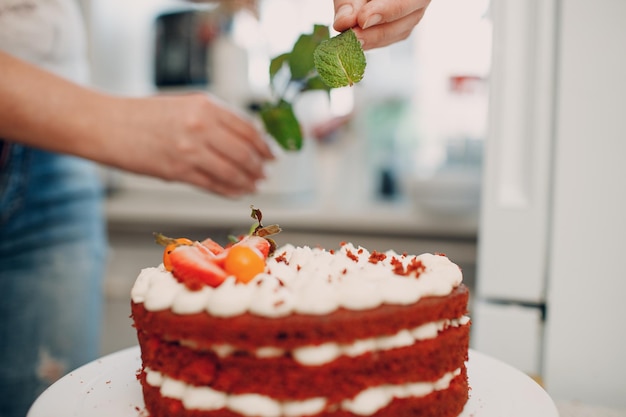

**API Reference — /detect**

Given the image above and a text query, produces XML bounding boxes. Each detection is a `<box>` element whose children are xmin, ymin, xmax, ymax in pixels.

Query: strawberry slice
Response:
<box><xmin>233</xmin><ymin>235</ymin><xmax>271</xmax><ymax>258</ymax></box>
<box><xmin>193</xmin><ymin>242</ymin><xmax>228</xmax><ymax>268</ymax></box>
<box><xmin>169</xmin><ymin>245</ymin><xmax>228</xmax><ymax>290</ymax></box>
<box><xmin>199</xmin><ymin>238</ymin><xmax>225</xmax><ymax>255</ymax></box>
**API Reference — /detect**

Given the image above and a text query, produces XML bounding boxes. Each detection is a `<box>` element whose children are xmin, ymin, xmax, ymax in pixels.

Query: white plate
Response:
<box><xmin>27</xmin><ymin>347</ymin><xmax>558</xmax><ymax>417</ymax></box>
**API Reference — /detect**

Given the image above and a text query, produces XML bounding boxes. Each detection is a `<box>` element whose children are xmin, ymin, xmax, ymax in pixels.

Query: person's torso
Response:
<box><xmin>0</xmin><ymin>0</ymin><xmax>88</xmax><ymax>82</ymax></box>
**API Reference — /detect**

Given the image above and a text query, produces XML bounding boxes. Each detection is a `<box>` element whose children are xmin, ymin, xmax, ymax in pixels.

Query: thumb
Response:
<box><xmin>333</xmin><ymin>0</ymin><xmax>367</xmax><ymax>32</ymax></box>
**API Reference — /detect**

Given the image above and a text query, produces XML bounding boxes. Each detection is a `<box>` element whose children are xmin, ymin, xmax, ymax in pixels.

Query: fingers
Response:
<box><xmin>333</xmin><ymin>0</ymin><xmax>368</xmax><ymax>32</ymax></box>
<box><xmin>189</xmin><ymin>143</ymin><xmax>261</xmax><ymax>197</ymax></box>
<box><xmin>208</xmin><ymin>103</ymin><xmax>274</xmax><ymax>191</ymax></box>
<box><xmin>216</xmin><ymin>103</ymin><xmax>274</xmax><ymax>160</ymax></box>
<box><xmin>206</xmin><ymin>126</ymin><xmax>267</xmax><ymax>189</ymax></box>
<box><xmin>167</xmin><ymin>125</ymin><xmax>264</xmax><ymax>197</ymax></box>
<box><xmin>185</xmin><ymin>169</ymin><xmax>253</xmax><ymax>198</ymax></box>
<box><xmin>157</xmin><ymin>94</ymin><xmax>273</xmax><ymax>197</ymax></box>
<box><xmin>333</xmin><ymin>0</ymin><xmax>431</xmax><ymax>50</ymax></box>
<box><xmin>354</xmin><ymin>7</ymin><xmax>427</xmax><ymax>49</ymax></box>
<box><xmin>195</xmin><ymin>130</ymin><xmax>270</xmax><ymax>197</ymax></box>
<box><xmin>357</xmin><ymin>0</ymin><xmax>431</xmax><ymax>28</ymax></box>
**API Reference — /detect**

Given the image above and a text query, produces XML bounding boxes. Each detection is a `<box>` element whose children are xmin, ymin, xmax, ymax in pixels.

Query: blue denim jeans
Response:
<box><xmin>0</xmin><ymin>142</ymin><xmax>107</xmax><ymax>417</ymax></box>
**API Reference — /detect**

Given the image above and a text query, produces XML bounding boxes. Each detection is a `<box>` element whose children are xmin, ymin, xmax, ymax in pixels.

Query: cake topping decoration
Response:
<box><xmin>224</xmin><ymin>245</ymin><xmax>266</xmax><ymax>284</ymax></box>
<box><xmin>368</xmin><ymin>251</ymin><xmax>387</xmax><ymax>264</ymax></box>
<box><xmin>153</xmin><ymin>235</ymin><xmax>193</xmax><ymax>272</ymax></box>
<box><xmin>154</xmin><ymin>207</ymin><xmax>281</xmax><ymax>290</ymax></box>
<box><xmin>133</xmin><ymin>243</ymin><xmax>464</xmax><ymax>317</ymax></box>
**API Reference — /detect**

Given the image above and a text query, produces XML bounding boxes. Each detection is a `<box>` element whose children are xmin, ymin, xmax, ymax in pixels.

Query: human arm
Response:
<box><xmin>333</xmin><ymin>0</ymin><xmax>431</xmax><ymax>50</ymax></box>
<box><xmin>0</xmin><ymin>50</ymin><xmax>273</xmax><ymax>197</ymax></box>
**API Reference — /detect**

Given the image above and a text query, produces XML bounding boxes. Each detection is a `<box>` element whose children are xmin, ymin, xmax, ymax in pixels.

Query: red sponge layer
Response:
<box><xmin>138</xmin><ymin>367</ymin><xmax>469</xmax><ymax>417</ymax></box>
<box><xmin>131</xmin><ymin>285</ymin><xmax>469</xmax><ymax>350</ymax></box>
<box><xmin>137</xmin><ymin>324</ymin><xmax>470</xmax><ymax>401</ymax></box>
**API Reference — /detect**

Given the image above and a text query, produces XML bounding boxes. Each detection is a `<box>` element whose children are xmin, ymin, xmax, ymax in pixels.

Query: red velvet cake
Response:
<box><xmin>131</xmin><ymin>230</ymin><xmax>471</xmax><ymax>417</ymax></box>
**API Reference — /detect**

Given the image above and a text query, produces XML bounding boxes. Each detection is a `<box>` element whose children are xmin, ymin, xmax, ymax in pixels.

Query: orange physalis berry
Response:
<box><xmin>163</xmin><ymin>238</ymin><xmax>193</xmax><ymax>271</ymax></box>
<box><xmin>224</xmin><ymin>245</ymin><xmax>266</xmax><ymax>283</ymax></box>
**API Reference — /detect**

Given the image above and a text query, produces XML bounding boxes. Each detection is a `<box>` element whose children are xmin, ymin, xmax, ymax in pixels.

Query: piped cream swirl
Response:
<box><xmin>131</xmin><ymin>243</ymin><xmax>463</xmax><ymax>318</ymax></box>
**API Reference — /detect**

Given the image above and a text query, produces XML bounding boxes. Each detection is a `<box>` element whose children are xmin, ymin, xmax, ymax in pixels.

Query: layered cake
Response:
<box><xmin>131</xmin><ymin>217</ymin><xmax>471</xmax><ymax>417</ymax></box>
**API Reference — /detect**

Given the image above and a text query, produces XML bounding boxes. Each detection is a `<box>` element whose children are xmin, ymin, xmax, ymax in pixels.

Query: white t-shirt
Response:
<box><xmin>0</xmin><ymin>0</ymin><xmax>88</xmax><ymax>83</ymax></box>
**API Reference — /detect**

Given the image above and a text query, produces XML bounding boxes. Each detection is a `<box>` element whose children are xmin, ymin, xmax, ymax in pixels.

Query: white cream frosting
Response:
<box><xmin>144</xmin><ymin>367</ymin><xmax>462</xmax><ymax>417</ymax></box>
<box><xmin>196</xmin><ymin>316</ymin><xmax>470</xmax><ymax>366</ymax></box>
<box><xmin>131</xmin><ymin>243</ymin><xmax>463</xmax><ymax>318</ymax></box>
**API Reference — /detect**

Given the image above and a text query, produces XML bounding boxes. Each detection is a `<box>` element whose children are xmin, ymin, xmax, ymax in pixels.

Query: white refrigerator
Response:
<box><xmin>471</xmin><ymin>0</ymin><xmax>626</xmax><ymax>408</ymax></box>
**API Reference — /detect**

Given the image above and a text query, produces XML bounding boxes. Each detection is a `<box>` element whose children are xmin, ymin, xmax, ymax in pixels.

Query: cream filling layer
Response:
<box><xmin>145</xmin><ymin>367</ymin><xmax>462</xmax><ymax>417</ymax></box>
<box><xmin>182</xmin><ymin>316</ymin><xmax>470</xmax><ymax>366</ymax></box>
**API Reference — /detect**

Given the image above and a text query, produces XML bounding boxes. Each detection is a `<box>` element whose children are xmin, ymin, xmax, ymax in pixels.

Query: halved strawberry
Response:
<box><xmin>199</xmin><ymin>238</ymin><xmax>225</xmax><ymax>255</ymax></box>
<box><xmin>169</xmin><ymin>245</ymin><xmax>228</xmax><ymax>290</ymax></box>
<box><xmin>233</xmin><ymin>235</ymin><xmax>271</xmax><ymax>258</ymax></box>
<box><xmin>194</xmin><ymin>241</ymin><xmax>228</xmax><ymax>268</ymax></box>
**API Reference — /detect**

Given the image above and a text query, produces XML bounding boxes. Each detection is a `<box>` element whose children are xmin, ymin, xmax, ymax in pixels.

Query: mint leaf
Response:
<box><xmin>261</xmin><ymin>25</ymin><xmax>367</xmax><ymax>151</ymax></box>
<box><xmin>269</xmin><ymin>53</ymin><xmax>290</xmax><ymax>83</ymax></box>
<box><xmin>259</xmin><ymin>100</ymin><xmax>303</xmax><ymax>151</ymax></box>
<box><xmin>313</xmin><ymin>29</ymin><xmax>366</xmax><ymax>88</ymax></box>
<box><xmin>289</xmin><ymin>24</ymin><xmax>330</xmax><ymax>80</ymax></box>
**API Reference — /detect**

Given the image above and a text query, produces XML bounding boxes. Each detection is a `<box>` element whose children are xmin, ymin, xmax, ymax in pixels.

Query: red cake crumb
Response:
<box><xmin>390</xmin><ymin>257</ymin><xmax>406</xmax><ymax>275</ymax></box>
<box><xmin>274</xmin><ymin>252</ymin><xmax>289</xmax><ymax>264</ymax></box>
<box><xmin>345</xmin><ymin>250</ymin><xmax>359</xmax><ymax>262</ymax></box>
<box><xmin>406</xmin><ymin>259</ymin><xmax>426</xmax><ymax>277</ymax></box>
<box><xmin>368</xmin><ymin>251</ymin><xmax>387</xmax><ymax>264</ymax></box>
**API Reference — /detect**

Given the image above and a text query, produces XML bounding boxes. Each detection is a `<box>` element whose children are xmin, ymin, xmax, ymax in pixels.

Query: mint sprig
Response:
<box><xmin>259</xmin><ymin>100</ymin><xmax>302</xmax><ymax>151</ymax></box>
<box><xmin>314</xmin><ymin>29</ymin><xmax>366</xmax><ymax>88</ymax></box>
<box><xmin>260</xmin><ymin>25</ymin><xmax>366</xmax><ymax>151</ymax></box>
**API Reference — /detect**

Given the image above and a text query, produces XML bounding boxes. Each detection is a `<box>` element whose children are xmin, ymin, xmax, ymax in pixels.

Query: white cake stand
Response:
<box><xmin>27</xmin><ymin>347</ymin><xmax>558</xmax><ymax>417</ymax></box>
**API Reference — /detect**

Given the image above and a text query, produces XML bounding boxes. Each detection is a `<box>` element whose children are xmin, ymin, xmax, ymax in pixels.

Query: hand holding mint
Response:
<box><xmin>260</xmin><ymin>26</ymin><xmax>366</xmax><ymax>151</ymax></box>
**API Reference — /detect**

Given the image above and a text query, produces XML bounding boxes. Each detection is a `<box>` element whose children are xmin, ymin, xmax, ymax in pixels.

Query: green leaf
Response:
<box><xmin>313</xmin><ymin>29</ymin><xmax>366</xmax><ymax>88</ymax></box>
<box><xmin>269</xmin><ymin>53</ymin><xmax>290</xmax><ymax>83</ymax></box>
<box><xmin>311</xmin><ymin>24</ymin><xmax>331</xmax><ymax>43</ymax></box>
<box><xmin>289</xmin><ymin>25</ymin><xmax>330</xmax><ymax>80</ymax></box>
<box><xmin>259</xmin><ymin>100</ymin><xmax>303</xmax><ymax>151</ymax></box>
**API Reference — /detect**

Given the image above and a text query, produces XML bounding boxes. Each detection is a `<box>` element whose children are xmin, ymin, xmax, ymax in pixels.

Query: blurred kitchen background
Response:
<box><xmin>80</xmin><ymin>0</ymin><xmax>625</xmax><ymax>414</ymax></box>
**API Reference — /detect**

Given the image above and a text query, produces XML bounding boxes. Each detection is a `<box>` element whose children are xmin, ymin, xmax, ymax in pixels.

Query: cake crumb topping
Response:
<box><xmin>368</xmin><ymin>251</ymin><xmax>387</xmax><ymax>264</ymax></box>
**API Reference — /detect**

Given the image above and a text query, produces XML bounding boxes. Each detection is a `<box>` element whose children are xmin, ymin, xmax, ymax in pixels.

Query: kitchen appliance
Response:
<box><xmin>89</xmin><ymin>0</ymin><xmax>226</xmax><ymax>96</ymax></box>
<box><xmin>472</xmin><ymin>0</ymin><xmax>626</xmax><ymax>408</ymax></box>
<box><xmin>153</xmin><ymin>9</ymin><xmax>210</xmax><ymax>88</ymax></box>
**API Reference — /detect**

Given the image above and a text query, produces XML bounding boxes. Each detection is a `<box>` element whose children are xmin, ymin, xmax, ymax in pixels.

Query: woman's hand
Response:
<box><xmin>108</xmin><ymin>94</ymin><xmax>274</xmax><ymax>197</ymax></box>
<box><xmin>0</xmin><ymin>51</ymin><xmax>274</xmax><ymax>198</ymax></box>
<box><xmin>333</xmin><ymin>0</ymin><xmax>431</xmax><ymax>50</ymax></box>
